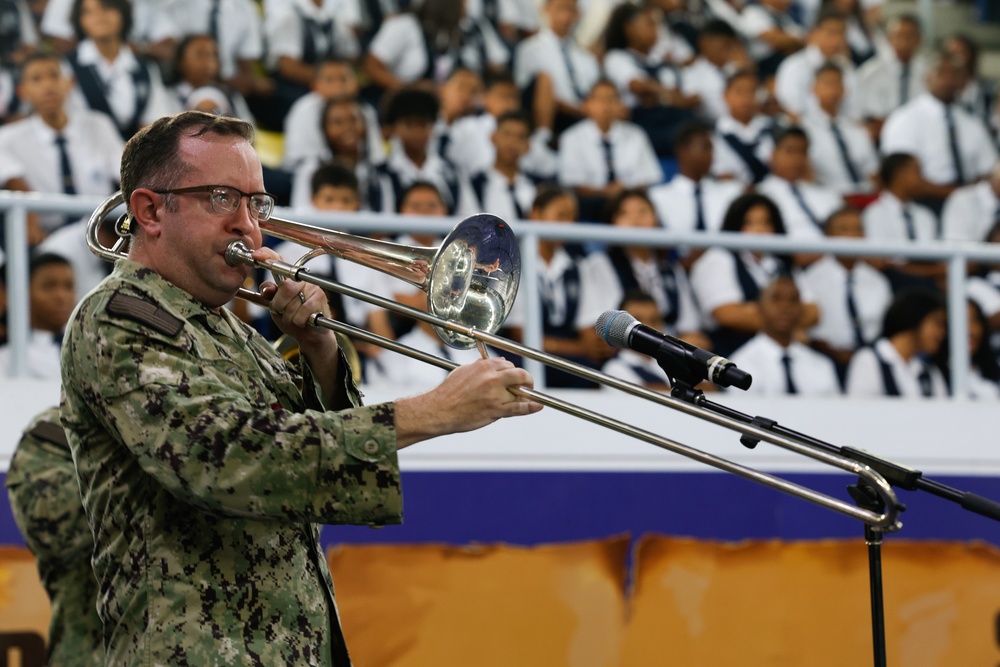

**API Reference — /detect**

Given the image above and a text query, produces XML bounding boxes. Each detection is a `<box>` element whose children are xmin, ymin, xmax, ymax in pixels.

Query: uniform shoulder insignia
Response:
<box><xmin>29</xmin><ymin>420</ymin><xmax>69</xmax><ymax>447</ymax></box>
<box><xmin>106</xmin><ymin>290</ymin><xmax>184</xmax><ymax>337</ymax></box>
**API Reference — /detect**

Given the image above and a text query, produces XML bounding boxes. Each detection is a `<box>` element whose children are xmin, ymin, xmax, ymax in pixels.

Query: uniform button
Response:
<box><xmin>362</xmin><ymin>439</ymin><xmax>380</xmax><ymax>456</ymax></box>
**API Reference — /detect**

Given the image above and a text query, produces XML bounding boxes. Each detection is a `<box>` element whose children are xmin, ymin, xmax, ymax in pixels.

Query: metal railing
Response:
<box><xmin>4</xmin><ymin>190</ymin><xmax>1000</xmax><ymax>395</ymax></box>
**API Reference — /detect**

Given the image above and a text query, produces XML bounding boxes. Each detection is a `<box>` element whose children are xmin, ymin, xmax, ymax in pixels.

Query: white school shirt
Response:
<box><xmin>730</xmin><ymin>333</ymin><xmax>841</xmax><ymax>397</ymax></box>
<box><xmin>38</xmin><ymin>219</ymin><xmax>111</xmax><ymax>299</ymax></box>
<box><xmin>289</xmin><ymin>156</ymin><xmax>380</xmax><ymax>210</ymax></box>
<box><xmin>281</xmin><ymin>92</ymin><xmax>383</xmax><ymax>170</ymax></box>
<box><xmin>711</xmin><ymin>114</ymin><xmax>775</xmax><ymax>184</ymax></box>
<box><xmin>513</xmin><ymin>28</ymin><xmax>601</xmax><ymax>106</ymax></box>
<box><xmin>648</xmin><ymin>174</ymin><xmax>743</xmax><ymax>234</ymax></box>
<box><xmin>265</xmin><ymin>0</ymin><xmax>359</xmax><ymax>68</ymax></box>
<box><xmin>690</xmin><ymin>248</ymin><xmax>788</xmax><ymax>330</ymax></box>
<box><xmin>880</xmin><ymin>93</ymin><xmax>998</xmax><ymax>186</ymax></box>
<box><xmin>0</xmin><ymin>68</ymin><xmax>15</xmax><ymax>117</ymax></box>
<box><xmin>799</xmin><ymin>256</ymin><xmax>893</xmax><ymax>350</ymax></box>
<box><xmin>468</xmin><ymin>168</ymin><xmax>536</xmax><ymax>222</ymax></box>
<box><xmin>557</xmin><ymin>119</ymin><xmax>664</xmax><ymax>189</ymax></box>
<box><xmin>586</xmin><ymin>251</ymin><xmax>702</xmax><ymax>335</ymax></box>
<box><xmin>756</xmin><ymin>174</ymin><xmax>841</xmax><ymax>239</ymax></box>
<box><xmin>363</xmin><ymin>325</ymin><xmax>483</xmax><ymax>391</ymax></box>
<box><xmin>801</xmin><ymin>109</ymin><xmax>878</xmax><ymax>194</ymax></box>
<box><xmin>376</xmin><ymin>139</ymin><xmax>479</xmax><ymax>218</ymax></box>
<box><xmin>968</xmin><ymin>369</ymin><xmax>1000</xmax><ymax>400</ymax></box>
<box><xmin>603</xmin><ymin>48</ymin><xmax>681</xmax><ymax>109</ymax></box>
<box><xmin>601</xmin><ymin>349</ymin><xmax>670</xmax><ymax>389</ymax></box>
<box><xmin>651</xmin><ymin>22</ymin><xmax>695</xmax><ymax>65</ymax></box>
<box><xmin>466</xmin><ymin>0</ymin><xmax>539</xmax><ymax>31</ymax></box>
<box><xmin>66</xmin><ymin>40</ymin><xmax>178</xmax><ymax>135</ymax></box>
<box><xmin>681</xmin><ymin>57</ymin><xmax>729</xmax><ymax>123</ymax></box>
<box><xmin>968</xmin><ymin>274</ymin><xmax>1000</xmax><ymax>319</ymax></box>
<box><xmin>366</xmin><ymin>14</ymin><xmax>428</xmax><ymax>83</ymax></box>
<box><xmin>739</xmin><ymin>5</ymin><xmax>805</xmax><ymax>63</ymax></box>
<box><xmin>941</xmin><ymin>180</ymin><xmax>1000</xmax><ymax>244</ymax></box>
<box><xmin>846</xmin><ymin>338</ymin><xmax>948</xmax><ymax>398</ymax></box>
<box><xmin>443</xmin><ymin>113</ymin><xmax>557</xmax><ymax>180</ymax></box>
<box><xmin>861</xmin><ymin>191</ymin><xmax>938</xmax><ymax>242</ymax></box>
<box><xmin>168</xmin><ymin>0</ymin><xmax>264</xmax><ymax>80</ymax></box>
<box><xmin>0</xmin><ymin>330</ymin><xmax>63</xmax><ymax>380</ymax></box>
<box><xmin>856</xmin><ymin>51</ymin><xmax>927</xmax><ymax>121</ymax></box>
<box><xmin>504</xmin><ymin>246</ymin><xmax>607</xmax><ymax>331</ymax></box>
<box><xmin>774</xmin><ymin>46</ymin><xmax>859</xmax><ymax>119</ymax></box>
<box><xmin>0</xmin><ymin>112</ymin><xmax>123</xmax><ymax>232</ymax></box>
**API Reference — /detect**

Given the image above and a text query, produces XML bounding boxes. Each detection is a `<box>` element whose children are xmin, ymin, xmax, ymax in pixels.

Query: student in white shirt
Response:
<box><xmin>169</xmin><ymin>35</ymin><xmax>255</xmax><ymax>124</ymax></box>
<box><xmin>589</xmin><ymin>188</ymin><xmax>705</xmax><ymax>339</ymax></box>
<box><xmin>557</xmin><ymin>79</ymin><xmax>664</xmax><ymax>220</ymax></box>
<box><xmin>65</xmin><ymin>0</ymin><xmax>177</xmax><ymax>140</ymax></box>
<box><xmin>0</xmin><ymin>253</ymin><xmax>75</xmax><ymax>380</ymax></box>
<box><xmin>880</xmin><ymin>49</ymin><xmax>998</xmax><ymax>204</ymax></box>
<box><xmin>513</xmin><ymin>0</ymin><xmax>601</xmax><ymax>138</ymax></box>
<box><xmin>712</xmin><ymin>69</ymin><xmax>776</xmax><ymax>184</ymax></box>
<box><xmin>649</xmin><ymin>121</ymin><xmax>744</xmax><ymax>234</ymax></box>
<box><xmin>756</xmin><ymin>126</ymin><xmax>843</xmax><ymax>241</ymax></box>
<box><xmin>932</xmin><ymin>300</ymin><xmax>1000</xmax><ymax>400</ymax></box>
<box><xmin>738</xmin><ymin>0</ymin><xmax>806</xmax><ymax>76</ymax></box>
<box><xmin>730</xmin><ymin>274</ymin><xmax>841</xmax><ymax>396</ymax></box>
<box><xmin>467</xmin><ymin>111</ymin><xmax>536</xmax><ymax>222</ymax></box>
<box><xmin>774</xmin><ymin>8</ymin><xmax>858</xmax><ymax>121</ymax></box>
<box><xmin>941</xmin><ymin>162</ymin><xmax>1000</xmax><ymax>244</ymax></box>
<box><xmin>690</xmin><ymin>192</ymin><xmax>819</xmax><ymax>355</ymax></box>
<box><xmin>801</xmin><ymin>62</ymin><xmax>877</xmax><ymax>194</ymax></box>
<box><xmin>681</xmin><ymin>19</ymin><xmax>744</xmax><ymax>123</ymax></box>
<box><xmin>799</xmin><ymin>206</ymin><xmax>892</xmax><ymax>372</ymax></box>
<box><xmin>0</xmin><ymin>53</ymin><xmax>123</xmax><ymax>235</ymax></box>
<box><xmin>602</xmin><ymin>2</ymin><xmax>699</xmax><ymax>157</ymax></box>
<box><xmin>856</xmin><ymin>13</ymin><xmax>925</xmax><ymax>140</ymax></box>
<box><xmin>944</xmin><ymin>34</ymin><xmax>997</xmax><ymax>143</ymax></box>
<box><xmin>600</xmin><ymin>290</ymin><xmax>673</xmax><ymax>392</ymax></box>
<box><xmin>845</xmin><ymin>289</ymin><xmax>948</xmax><ymax>397</ymax></box>
<box><xmin>432</xmin><ymin>67</ymin><xmax>482</xmax><ymax>163</ymax></box>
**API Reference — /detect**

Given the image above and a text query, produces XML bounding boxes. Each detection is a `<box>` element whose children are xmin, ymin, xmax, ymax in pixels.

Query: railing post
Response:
<box><xmin>5</xmin><ymin>204</ymin><xmax>30</xmax><ymax>378</ymax></box>
<box><xmin>518</xmin><ymin>229</ymin><xmax>546</xmax><ymax>389</ymax></box>
<box><xmin>946</xmin><ymin>255</ymin><xmax>970</xmax><ymax>398</ymax></box>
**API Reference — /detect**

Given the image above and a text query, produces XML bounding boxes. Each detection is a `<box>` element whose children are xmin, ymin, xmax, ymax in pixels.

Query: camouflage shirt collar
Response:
<box><xmin>110</xmin><ymin>259</ymin><xmax>227</xmax><ymax>325</ymax></box>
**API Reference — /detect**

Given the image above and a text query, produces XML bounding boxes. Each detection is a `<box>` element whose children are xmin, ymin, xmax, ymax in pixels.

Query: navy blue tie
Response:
<box><xmin>208</xmin><ymin>0</ymin><xmax>221</xmax><ymax>41</ymax></box>
<box><xmin>845</xmin><ymin>270</ymin><xmax>864</xmax><ymax>348</ymax></box>
<box><xmin>781</xmin><ymin>353</ymin><xmax>798</xmax><ymax>395</ymax></box>
<box><xmin>693</xmin><ymin>181</ymin><xmax>706</xmax><ymax>231</ymax></box>
<box><xmin>602</xmin><ymin>138</ymin><xmax>617</xmax><ymax>183</ymax></box>
<box><xmin>560</xmin><ymin>42</ymin><xmax>584</xmax><ymax>101</ymax></box>
<box><xmin>901</xmin><ymin>204</ymin><xmax>916</xmax><ymax>240</ymax></box>
<box><xmin>944</xmin><ymin>105</ymin><xmax>966</xmax><ymax>184</ymax></box>
<box><xmin>790</xmin><ymin>183</ymin><xmax>821</xmax><ymax>229</ymax></box>
<box><xmin>55</xmin><ymin>135</ymin><xmax>76</xmax><ymax>195</ymax></box>
<box><xmin>917</xmin><ymin>363</ymin><xmax>933</xmax><ymax>397</ymax></box>
<box><xmin>508</xmin><ymin>181</ymin><xmax>525</xmax><ymax>219</ymax></box>
<box><xmin>830</xmin><ymin>121</ymin><xmax>861</xmax><ymax>185</ymax></box>
<box><xmin>899</xmin><ymin>62</ymin><xmax>910</xmax><ymax>106</ymax></box>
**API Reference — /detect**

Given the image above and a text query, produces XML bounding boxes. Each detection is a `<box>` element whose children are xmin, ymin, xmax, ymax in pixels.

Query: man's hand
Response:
<box><xmin>394</xmin><ymin>357</ymin><xmax>543</xmax><ymax>449</ymax></box>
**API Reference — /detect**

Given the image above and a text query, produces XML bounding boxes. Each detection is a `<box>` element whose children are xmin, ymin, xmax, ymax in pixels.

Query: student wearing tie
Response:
<box><xmin>845</xmin><ymin>289</ymin><xmax>948</xmax><ymax>398</ymax></box>
<box><xmin>941</xmin><ymin>161</ymin><xmax>1000</xmax><ymax>244</ymax></box>
<box><xmin>801</xmin><ymin>62</ymin><xmax>878</xmax><ymax>194</ymax></box>
<box><xmin>680</xmin><ymin>19</ymin><xmax>745</xmax><ymax>123</ymax></box>
<box><xmin>799</xmin><ymin>206</ymin><xmax>893</xmax><ymax>376</ymax></box>
<box><xmin>738</xmin><ymin>0</ymin><xmax>806</xmax><ymax>76</ymax></box>
<box><xmin>756</xmin><ymin>126</ymin><xmax>844</xmax><ymax>241</ymax></box>
<box><xmin>0</xmin><ymin>52</ymin><xmax>122</xmax><ymax>236</ymax></box>
<box><xmin>730</xmin><ymin>274</ymin><xmax>841</xmax><ymax>396</ymax></box>
<box><xmin>932</xmin><ymin>300</ymin><xmax>1000</xmax><ymax>400</ymax></box>
<box><xmin>600</xmin><ymin>290</ymin><xmax>673</xmax><ymax>393</ymax></box>
<box><xmin>649</xmin><ymin>121</ymin><xmax>744</xmax><ymax>234</ymax></box>
<box><xmin>467</xmin><ymin>111</ymin><xmax>537</xmax><ymax>221</ymax></box>
<box><xmin>944</xmin><ymin>34</ymin><xmax>998</xmax><ymax>144</ymax></box>
<box><xmin>712</xmin><ymin>69</ymin><xmax>776</xmax><ymax>185</ymax></box>
<box><xmin>880</xmin><ymin>49</ymin><xmax>998</xmax><ymax>205</ymax></box>
<box><xmin>857</xmin><ymin>14</ymin><xmax>926</xmax><ymax>142</ymax></box>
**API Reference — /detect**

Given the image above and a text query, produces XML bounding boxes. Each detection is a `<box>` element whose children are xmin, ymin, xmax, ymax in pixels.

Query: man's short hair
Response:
<box><xmin>495</xmin><ymin>109</ymin><xmax>532</xmax><ymax>133</ymax></box>
<box><xmin>310</xmin><ymin>162</ymin><xmax>359</xmax><ymax>196</ymax></box>
<box><xmin>814</xmin><ymin>61</ymin><xmax>844</xmax><ymax>79</ymax></box>
<box><xmin>772</xmin><ymin>125</ymin><xmax>809</xmax><ymax>148</ymax></box>
<box><xmin>878</xmin><ymin>152</ymin><xmax>917</xmax><ymax>187</ymax></box>
<box><xmin>725</xmin><ymin>68</ymin><xmax>759</xmax><ymax>91</ymax></box>
<box><xmin>699</xmin><ymin>19</ymin><xmax>739</xmax><ymax>41</ymax></box>
<box><xmin>397</xmin><ymin>179</ymin><xmax>445</xmax><ymax>213</ymax></box>
<box><xmin>673</xmin><ymin>121</ymin><xmax>713</xmax><ymax>152</ymax></box>
<box><xmin>822</xmin><ymin>205</ymin><xmax>861</xmax><ymax>234</ymax></box>
<box><xmin>887</xmin><ymin>12</ymin><xmax>922</xmax><ymax>33</ymax></box>
<box><xmin>119</xmin><ymin>110</ymin><xmax>255</xmax><ymax>217</ymax></box>
<box><xmin>811</xmin><ymin>7</ymin><xmax>847</xmax><ymax>30</ymax></box>
<box><xmin>29</xmin><ymin>251</ymin><xmax>72</xmax><ymax>280</ymax></box>
<box><xmin>382</xmin><ymin>87</ymin><xmax>440</xmax><ymax>126</ymax></box>
<box><xmin>19</xmin><ymin>51</ymin><xmax>62</xmax><ymax>77</ymax></box>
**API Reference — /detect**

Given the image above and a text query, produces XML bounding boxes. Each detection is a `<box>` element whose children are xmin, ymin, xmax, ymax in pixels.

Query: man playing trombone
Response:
<box><xmin>59</xmin><ymin>110</ymin><xmax>542</xmax><ymax>666</ymax></box>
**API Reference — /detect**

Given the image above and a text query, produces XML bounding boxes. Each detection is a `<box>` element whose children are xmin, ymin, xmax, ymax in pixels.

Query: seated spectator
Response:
<box><xmin>681</xmin><ymin>19</ymin><xmax>746</xmax><ymax>123</ymax></box>
<box><xmin>170</xmin><ymin>34</ymin><xmax>254</xmax><ymax>123</ymax></box>
<box><xmin>730</xmin><ymin>274</ymin><xmax>841</xmax><ymax>396</ymax></box>
<box><xmin>932</xmin><ymin>299</ymin><xmax>1000</xmax><ymax>400</ymax></box>
<box><xmin>373</xmin><ymin>86</ymin><xmax>477</xmax><ymax>216</ymax></box>
<box><xmin>941</xmin><ymin>162</ymin><xmax>1000</xmax><ymax>243</ymax></box>
<box><xmin>557</xmin><ymin>79</ymin><xmax>663</xmax><ymax>221</ymax></box>
<box><xmin>602</xmin><ymin>2</ymin><xmax>699</xmax><ymax>156</ymax></box>
<box><xmin>649</xmin><ymin>121</ymin><xmax>743</xmax><ymax>234</ymax></box>
<box><xmin>0</xmin><ymin>252</ymin><xmax>75</xmax><ymax>379</ymax></box>
<box><xmin>775</xmin><ymin>8</ymin><xmax>858</xmax><ymax>121</ymax></box>
<box><xmin>967</xmin><ymin>221</ymin><xmax>1000</xmax><ymax>334</ymax></box>
<box><xmin>880</xmin><ymin>49</ymin><xmax>998</xmax><ymax>204</ymax></box>
<box><xmin>690</xmin><ymin>192</ymin><xmax>818</xmax><ymax>355</ymax></box>
<box><xmin>433</xmin><ymin>67</ymin><xmax>482</xmax><ymax>160</ymax></box>
<box><xmin>0</xmin><ymin>0</ymin><xmax>39</xmax><ymax>69</ymax></box>
<box><xmin>37</xmin><ymin>212</ymin><xmax>117</xmax><ymax>299</ymax></box>
<box><xmin>648</xmin><ymin>0</ymin><xmax>698</xmax><ymax>65</ymax></box>
<box><xmin>712</xmin><ymin>69</ymin><xmax>775</xmax><ymax>185</ymax></box>
<box><xmin>856</xmin><ymin>13</ymin><xmax>925</xmax><ymax>142</ymax></box>
<box><xmin>589</xmin><ymin>188</ymin><xmax>705</xmax><ymax>340</ymax></box>
<box><xmin>845</xmin><ymin>289</ymin><xmax>948</xmax><ymax>397</ymax></box>
<box><xmin>64</xmin><ymin>0</ymin><xmax>177</xmax><ymax>140</ymax></box>
<box><xmin>738</xmin><ymin>0</ymin><xmax>806</xmax><ymax>76</ymax></box>
<box><xmin>282</xmin><ymin>58</ymin><xmax>382</xmax><ymax>171</ymax></box>
<box><xmin>826</xmin><ymin>0</ymin><xmax>877</xmax><ymax>66</ymax></box>
<box><xmin>42</xmin><ymin>0</ymin><xmax>180</xmax><ymax>57</ymax></box>
<box><xmin>945</xmin><ymin>34</ymin><xmax>998</xmax><ymax>142</ymax></box>
<box><xmin>757</xmin><ymin>126</ymin><xmax>843</xmax><ymax>240</ymax></box>
<box><xmin>505</xmin><ymin>186</ymin><xmax>612</xmax><ymax>387</ymax></box>
<box><xmin>801</xmin><ymin>62</ymin><xmax>877</xmax><ymax>194</ymax></box>
<box><xmin>513</xmin><ymin>0</ymin><xmax>601</xmax><ymax>139</ymax></box>
<box><xmin>799</xmin><ymin>206</ymin><xmax>892</xmax><ymax>372</ymax></box>
<box><xmin>468</xmin><ymin>111</ymin><xmax>537</xmax><ymax>221</ymax></box>
<box><xmin>600</xmin><ymin>290</ymin><xmax>672</xmax><ymax>392</ymax></box>
<box><xmin>0</xmin><ymin>52</ymin><xmax>122</xmax><ymax>236</ymax></box>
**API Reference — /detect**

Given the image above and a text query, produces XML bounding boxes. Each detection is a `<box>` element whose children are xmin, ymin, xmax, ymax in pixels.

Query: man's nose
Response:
<box><xmin>226</xmin><ymin>200</ymin><xmax>257</xmax><ymax>237</ymax></box>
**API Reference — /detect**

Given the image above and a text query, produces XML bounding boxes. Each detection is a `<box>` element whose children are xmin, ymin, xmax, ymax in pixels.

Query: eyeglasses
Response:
<box><xmin>154</xmin><ymin>185</ymin><xmax>276</xmax><ymax>221</ymax></box>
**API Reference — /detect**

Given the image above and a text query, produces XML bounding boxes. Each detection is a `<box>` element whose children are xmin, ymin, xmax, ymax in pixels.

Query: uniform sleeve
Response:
<box><xmin>627</xmin><ymin>126</ymin><xmax>665</xmax><ymax>187</ymax></box>
<box><xmin>368</xmin><ymin>16</ymin><xmax>413</xmax><ymax>73</ymax></box>
<box><xmin>264</xmin><ymin>9</ymin><xmax>303</xmax><ymax>63</ymax></box>
<box><xmin>604</xmin><ymin>50</ymin><xmax>643</xmax><ymax>95</ymax></box>
<box><xmin>689</xmin><ymin>248</ymin><xmax>744</xmax><ymax>317</ymax></box>
<box><xmin>63</xmin><ymin>298</ymin><xmax>402</xmax><ymax>525</ymax></box>
<box><xmin>557</xmin><ymin>127</ymin><xmax>595</xmax><ymax>187</ymax></box>
<box><xmin>878</xmin><ymin>110</ymin><xmax>912</xmax><ymax>156</ymax></box>
<box><xmin>845</xmin><ymin>347</ymin><xmax>882</xmax><ymax>397</ymax></box>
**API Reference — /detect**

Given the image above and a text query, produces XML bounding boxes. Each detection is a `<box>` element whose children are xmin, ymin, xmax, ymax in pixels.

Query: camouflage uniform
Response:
<box><xmin>60</xmin><ymin>260</ymin><xmax>402</xmax><ymax>666</ymax></box>
<box><xmin>5</xmin><ymin>406</ymin><xmax>105</xmax><ymax>666</ymax></box>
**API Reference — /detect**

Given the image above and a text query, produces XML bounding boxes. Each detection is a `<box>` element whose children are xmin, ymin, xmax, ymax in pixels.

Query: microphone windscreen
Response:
<box><xmin>596</xmin><ymin>310</ymin><xmax>637</xmax><ymax>347</ymax></box>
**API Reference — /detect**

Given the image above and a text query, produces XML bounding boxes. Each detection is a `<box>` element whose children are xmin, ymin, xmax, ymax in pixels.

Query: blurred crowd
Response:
<box><xmin>0</xmin><ymin>0</ymin><xmax>999</xmax><ymax>398</ymax></box>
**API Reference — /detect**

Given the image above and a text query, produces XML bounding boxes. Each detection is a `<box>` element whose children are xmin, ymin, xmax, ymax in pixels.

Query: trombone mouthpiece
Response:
<box><xmin>225</xmin><ymin>241</ymin><xmax>254</xmax><ymax>268</ymax></box>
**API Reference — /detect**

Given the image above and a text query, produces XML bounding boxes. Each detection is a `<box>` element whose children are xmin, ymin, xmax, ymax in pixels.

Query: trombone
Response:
<box><xmin>88</xmin><ymin>192</ymin><xmax>903</xmax><ymax>532</ymax></box>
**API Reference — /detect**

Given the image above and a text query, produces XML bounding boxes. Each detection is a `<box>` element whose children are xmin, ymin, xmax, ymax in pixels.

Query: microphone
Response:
<box><xmin>596</xmin><ymin>310</ymin><xmax>752</xmax><ymax>390</ymax></box>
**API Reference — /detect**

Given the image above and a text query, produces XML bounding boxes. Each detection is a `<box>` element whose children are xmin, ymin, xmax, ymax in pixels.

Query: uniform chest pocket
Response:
<box><xmin>195</xmin><ymin>356</ymin><xmax>278</xmax><ymax>408</ymax></box>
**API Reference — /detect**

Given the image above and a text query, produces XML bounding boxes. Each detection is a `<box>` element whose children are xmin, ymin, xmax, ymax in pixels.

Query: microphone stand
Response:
<box><xmin>660</xmin><ymin>361</ymin><xmax>1000</xmax><ymax>667</ymax></box>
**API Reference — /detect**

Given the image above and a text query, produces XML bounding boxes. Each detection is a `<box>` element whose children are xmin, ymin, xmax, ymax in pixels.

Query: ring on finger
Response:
<box><xmin>297</xmin><ymin>291</ymin><xmax>307</xmax><ymax>305</ymax></box>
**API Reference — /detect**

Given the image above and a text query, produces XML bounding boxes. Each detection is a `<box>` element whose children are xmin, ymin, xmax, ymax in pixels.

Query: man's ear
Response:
<box><xmin>128</xmin><ymin>188</ymin><xmax>164</xmax><ymax>238</ymax></box>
